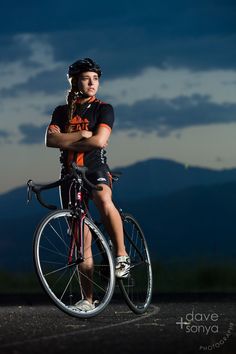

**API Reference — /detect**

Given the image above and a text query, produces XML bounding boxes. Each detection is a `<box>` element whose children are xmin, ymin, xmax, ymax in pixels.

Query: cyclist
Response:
<box><xmin>45</xmin><ymin>58</ymin><xmax>130</xmax><ymax>311</ymax></box>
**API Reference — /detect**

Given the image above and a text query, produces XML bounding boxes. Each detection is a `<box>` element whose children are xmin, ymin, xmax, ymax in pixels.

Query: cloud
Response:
<box><xmin>0</xmin><ymin>90</ymin><xmax>64</xmax><ymax>135</ymax></box>
<box><xmin>49</xmin><ymin>30</ymin><xmax>236</xmax><ymax>80</ymax></box>
<box><xmin>42</xmin><ymin>0</ymin><xmax>236</xmax><ymax>77</ymax></box>
<box><xmin>0</xmin><ymin>130</ymin><xmax>10</xmax><ymax>138</ymax></box>
<box><xmin>0</xmin><ymin>34</ymin><xmax>64</xmax><ymax>92</ymax></box>
<box><xmin>0</xmin><ymin>130</ymin><xmax>11</xmax><ymax>144</ymax></box>
<box><xmin>18</xmin><ymin>123</ymin><xmax>47</xmax><ymax>144</ymax></box>
<box><xmin>115</xmin><ymin>94</ymin><xmax>236</xmax><ymax>136</ymax></box>
<box><xmin>100</xmin><ymin>67</ymin><xmax>236</xmax><ymax>106</ymax></box>
<box><xmin>0</xmin><ymin>68</ymin><xmax>67</xmax><ymax>97</ymax></box>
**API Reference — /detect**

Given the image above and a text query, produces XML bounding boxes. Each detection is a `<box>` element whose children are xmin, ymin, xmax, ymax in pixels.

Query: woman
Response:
<box><xmin>45</xmin><ymin>58</ymin><xmax>130</xmax><ymax>311</ymax></box>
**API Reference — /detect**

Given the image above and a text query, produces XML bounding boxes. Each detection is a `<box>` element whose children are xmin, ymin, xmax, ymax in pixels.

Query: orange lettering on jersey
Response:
<box><xmin>66</xmin><ymin>116</ymin><xmax>89</xmax><ymax>133</ymax></box>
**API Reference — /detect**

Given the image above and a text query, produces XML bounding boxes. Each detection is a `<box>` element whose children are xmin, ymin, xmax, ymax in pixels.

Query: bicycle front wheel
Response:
<box><xmin>33</xmin><ymin>210</ymin><xmax>115</xmax><ymax>318</ymax></box>
<box><xmin>118</xmin><ymin>213</ymin><xmax>153</xmax><ymax>314</ymax></box>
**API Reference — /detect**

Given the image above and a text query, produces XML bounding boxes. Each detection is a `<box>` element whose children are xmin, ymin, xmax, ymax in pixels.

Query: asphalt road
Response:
<box><xmin>0</xmin><ymin>294</ymin><xmax>235</xmax><ymax>354</ymax></box>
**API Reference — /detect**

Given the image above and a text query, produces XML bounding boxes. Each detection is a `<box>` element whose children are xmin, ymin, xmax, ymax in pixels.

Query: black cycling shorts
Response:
<box><xmin>60</xmin><ymin>166</ymin><xmax>112</xmax><ymax>209</ymax></box>
<box><xmin>86</xmin><ymin>168</ymin><xmax>112</xmax><ymax>189</ymax></box>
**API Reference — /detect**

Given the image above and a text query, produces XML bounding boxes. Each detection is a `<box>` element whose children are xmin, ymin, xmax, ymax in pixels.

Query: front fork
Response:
<box><xmin>68</xmin><ymin>191</ymin><xmax>86</xmax><ymax>265</ymax></box>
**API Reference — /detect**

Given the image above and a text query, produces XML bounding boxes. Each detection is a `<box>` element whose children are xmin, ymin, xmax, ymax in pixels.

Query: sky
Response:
<box><xmin>0</xmin><ymin>0</ymin><xmax>236</xmax><ymax>193</ymax></box>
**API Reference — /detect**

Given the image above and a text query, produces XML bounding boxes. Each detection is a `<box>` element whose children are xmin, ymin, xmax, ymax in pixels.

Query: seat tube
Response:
<box><xmin>76</xmin><ymin>190</ymin><xmax>86</xmax><ymax>260</ymax></box>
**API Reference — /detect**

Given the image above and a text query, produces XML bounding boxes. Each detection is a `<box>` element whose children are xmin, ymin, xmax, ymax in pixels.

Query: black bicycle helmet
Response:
<box><xmin>68</xmin><ymin>58</ymin><xmax>102</xmax><ymax>78</ymax></box>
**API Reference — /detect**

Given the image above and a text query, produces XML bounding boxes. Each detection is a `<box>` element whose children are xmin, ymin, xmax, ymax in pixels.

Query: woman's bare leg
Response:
<box><xmin>92</xmin><ymin>184</ymin><xmax>127</xmax><ymax>257</ymax></box>
<box><xmin>78</xmin><ymin>223</ymin><xmax>93</xmax><ymax>303</ymax></box>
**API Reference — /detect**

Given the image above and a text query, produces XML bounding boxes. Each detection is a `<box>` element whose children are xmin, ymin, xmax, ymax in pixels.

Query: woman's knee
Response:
<box><xmin>93</xmin><ymin>187</ymin><xmax>113</xmax><ymax>211</ymax></box>
<box><xmin>95</xmin><ymin>194</ymin><xmax>112</xmax><ymax>210</ymax></box>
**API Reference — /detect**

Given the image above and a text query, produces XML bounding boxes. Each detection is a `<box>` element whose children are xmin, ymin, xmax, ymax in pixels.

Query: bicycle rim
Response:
<box><xmin>118</xmin><ymin>213</ymin><xmax>153</xmax><ymax>314</ymax></box>
<box><xmin>33</xmin><ymin>210</ymin><xmax>115</xmax><ymax>318</ymax></box>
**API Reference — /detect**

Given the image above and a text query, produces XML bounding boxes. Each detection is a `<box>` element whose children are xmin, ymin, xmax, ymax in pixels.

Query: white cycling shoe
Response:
<box><xmin>115</xmin><ymin>256</ymin><xmax>131</xmax><ymax>278</ymax></box>
<box><xmin>74</xmin><ymin>299</ymin><xmax>96</xmax><ymax>311</ymax></box>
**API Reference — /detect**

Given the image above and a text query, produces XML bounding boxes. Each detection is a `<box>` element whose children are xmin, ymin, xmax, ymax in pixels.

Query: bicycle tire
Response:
<box><xmin>118</xmin><ymin>213</ymin><xmax>153</xmax><ymax>314</ymax></box>
<box><xmin>33</xmin><ymin>209</ymin><xmax>115</xmax><ymax>318</ymax></box>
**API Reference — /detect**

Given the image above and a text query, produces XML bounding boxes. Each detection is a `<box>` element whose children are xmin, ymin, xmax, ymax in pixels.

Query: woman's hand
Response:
<box><xmin>81</xmin><ymin>130</ymin><xmax>93</xmax><ymax>139</ymax></box>
<box><xmin>48</xmin><ymin>125</ymin><xmax>61</xmax><ymax>134</ymax></box>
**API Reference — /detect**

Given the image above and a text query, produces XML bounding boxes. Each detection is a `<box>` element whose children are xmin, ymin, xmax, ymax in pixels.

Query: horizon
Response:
<box><xmin>1</xmin><ymin>156</ymin><xmax>236</xmax><ymax>196</ymax></box>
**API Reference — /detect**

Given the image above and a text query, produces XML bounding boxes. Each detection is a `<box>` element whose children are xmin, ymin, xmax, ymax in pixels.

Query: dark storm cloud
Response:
<box><xmin>49</xmin><ymin>31</ymin><xmax>236</xmax><ymax>80</ymax></box>
<box><xmin>0</xmin><ymin>0</ymin><xmax>235</xmax><ymax>79</ymax></box>
<box><xmin>43</xmin><ymin>0</ymin><xmax>236</xmax><ymax>75</ymax></box>
<box><xmin>0</xmin><ymin>68</ymin><xmax>68</xmax><ymax>98</ymax></box>
<box><xmin>0</xmin><ymin>130</ymin><xmax>11</xmax><ymax>143</ymax></box>
<box><xmin>0</xmin><ymin>35</ymin><xmax>31</xmax><ymax>62</ymax></box>
<box><xmin>115</xmin><ymin>95</ymin><xmax>236</xmax><ymax>136</ymax></box>
<box><xmin>18</xmin><ymin>123</ymin><xmax>47</xmax><ymax>144</ymax></box>
<box><xmin>22</xmin><ymin>69</ymin><xmax>67</xmax><ymax>93</ymax></box>
<box><xmin>0</xmin><ymin>130</ymin><xmax>10</xmax><ymax>138</ymax></box>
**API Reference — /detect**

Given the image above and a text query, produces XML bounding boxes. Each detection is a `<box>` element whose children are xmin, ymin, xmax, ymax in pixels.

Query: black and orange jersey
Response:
<box><xmin>48</xmin><ymin>96</ymin><xmax>114</xmax><ymax>172</ymax></box>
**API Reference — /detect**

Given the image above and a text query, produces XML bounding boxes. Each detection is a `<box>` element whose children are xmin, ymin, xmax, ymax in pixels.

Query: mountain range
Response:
<box><xmin>1</xmin><ymin>158</ymin><xmax>236</xmax><ymax>272</ymax></box>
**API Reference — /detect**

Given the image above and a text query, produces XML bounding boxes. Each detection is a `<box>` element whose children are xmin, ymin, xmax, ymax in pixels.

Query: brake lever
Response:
<box><xmin>27</xmin><ymin>180</ymin><xmax>33</xmax><ymax>204</ymax></box>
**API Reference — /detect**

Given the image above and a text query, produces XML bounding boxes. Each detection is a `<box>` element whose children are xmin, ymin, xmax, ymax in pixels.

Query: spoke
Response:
<box><xmin>39</xmin><ymin>245</ymin><xmax>68</xmax><ymax>259</ymax></box>
<box><xmin>130</xmin><ymin>261</ymin><xmax>147</xmax><ymax>269</ymax></box>
<box><xmin>44</xmin><ymin>262</ymin><xmax>76</xmax><ymax>277</ymax></box>
<box><xmin>124</xmin><ymin>227</ymin><xmax>145</xmax><ymax>261</ymax></box>
<box><xmin>76</xmin><ymin>268</ymin><xmax>107</xmax><ymax>293</ymax></box>
<box><xmin>48</xmin><ymin>267</ymin><xmax>68</xmax><ymax>290</ymax></box>
<box><xmin>57</xmin><ymin>216</ymin><xmax>72</xmax><ymax>254</ymax></box>
<box><xmin>41</xmin><ymin>260</ymin><xmax>65</xmax><ymax>266</ymax></box>
<box><xmin>60</xmin><ymin>267</ymin><xmax>77</xmax><ymax>301</ymax></box>
<box><xmin>49</xmin><ymin>222</ymin><xmax>70</xmax><ymax>251</ymax></box>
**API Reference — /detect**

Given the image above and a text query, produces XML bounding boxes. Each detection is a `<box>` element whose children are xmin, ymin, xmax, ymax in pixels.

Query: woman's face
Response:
<box><xmin>77</xmin><ymin>71</ymin><xmax>99</xmax><ymax>97</ymax></box>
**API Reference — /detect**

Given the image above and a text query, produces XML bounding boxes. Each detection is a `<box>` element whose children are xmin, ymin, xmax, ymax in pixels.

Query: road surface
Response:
<box><xmin>0</xmin><ymin>294</ymin><xmax>235</xmax><ymax>354</ymax></box>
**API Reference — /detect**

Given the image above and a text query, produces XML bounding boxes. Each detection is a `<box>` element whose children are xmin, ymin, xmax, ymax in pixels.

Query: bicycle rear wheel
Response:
<box><xmin>118</xmin><ymin>213</ymin><xmax>153</xmax><ymax>314</ymax></box>
<box><xmin>33</xmin><ymin>210</ymin><xmax>115</xmax><ymax>318</ymax></box>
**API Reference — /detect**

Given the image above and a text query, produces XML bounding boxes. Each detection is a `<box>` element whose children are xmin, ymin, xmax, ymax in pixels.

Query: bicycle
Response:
<box><xmin>27</xmin><ymin>162</ymin><xmax>152</xmax><ymax>318</ymax></box>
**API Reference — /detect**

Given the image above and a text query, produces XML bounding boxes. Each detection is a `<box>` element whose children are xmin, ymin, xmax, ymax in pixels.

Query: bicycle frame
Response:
<box><xmin>27</xmin><ymin>164</ymin><xmax>94</xmax><ymax>269</ymax></box>
<box><xmin>66</xmin><ymin>177</ymin><xmax>88</xmax><ymax>266</ymax></box>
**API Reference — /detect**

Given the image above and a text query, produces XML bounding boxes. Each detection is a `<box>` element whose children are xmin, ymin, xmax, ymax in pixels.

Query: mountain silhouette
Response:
<box><xmin>0</xmin><ymin>158</ymin><xmax>236</xmax><ymax>271</ymax></box>
<box><xmin>112</xmin><ymin>158</ymin><xmax>236</xmax><ymax>200</ymax></box>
